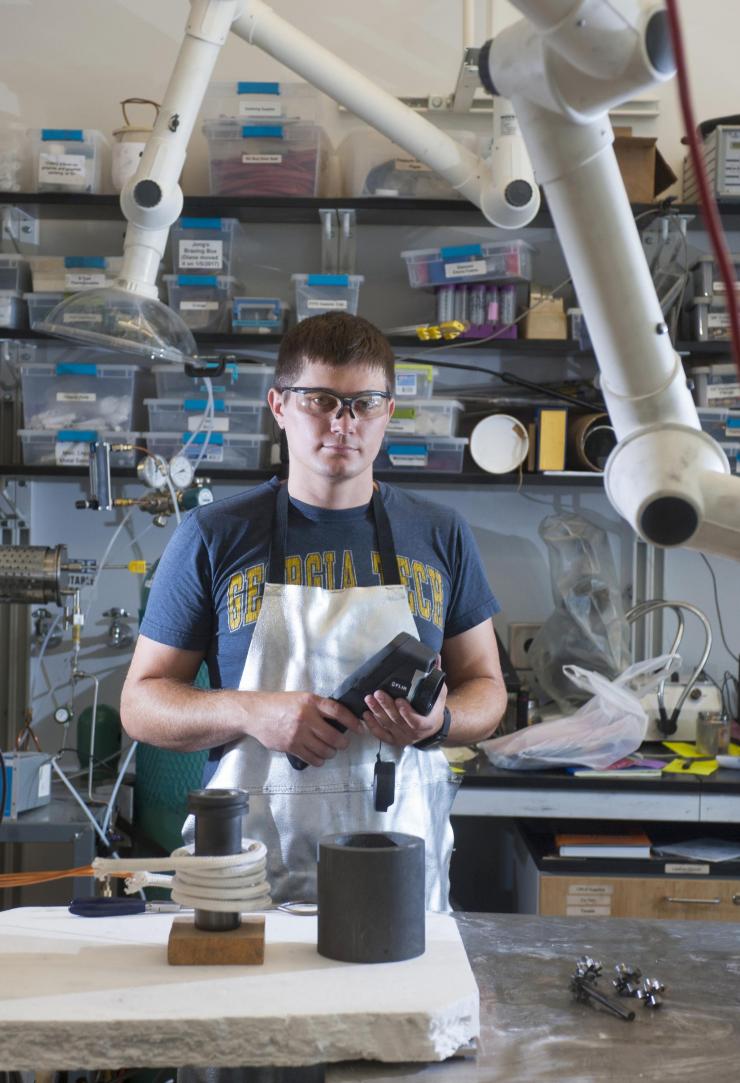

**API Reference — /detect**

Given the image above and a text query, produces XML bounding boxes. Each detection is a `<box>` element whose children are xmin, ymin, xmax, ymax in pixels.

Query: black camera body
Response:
<box><xmin>288</xmin><ymin>632</ymin><xmax>445</xmax><ymax>771</ymax></box>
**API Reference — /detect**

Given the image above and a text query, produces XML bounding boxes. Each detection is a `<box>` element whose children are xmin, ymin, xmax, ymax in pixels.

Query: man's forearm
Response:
<box><xmin>121</xmin><ymin>677</ymin><xmax>251</xmax><ymax>751</ymax></box>
<box><xmin>445</xmin><ymin>677</ymin><xmax>507</xmax><ymax>745</ymax></box>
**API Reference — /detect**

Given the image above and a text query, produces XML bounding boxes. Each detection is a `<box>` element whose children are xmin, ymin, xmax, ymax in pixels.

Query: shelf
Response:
<box><xmin>0</xmin><ymin>463</ymin><xmax>604</xmax><ymax>487</ymax></box>
<box><xmin>3</xmin><ymin>191</ymin><xmax>740</xmax><ymax>229</ymax></box>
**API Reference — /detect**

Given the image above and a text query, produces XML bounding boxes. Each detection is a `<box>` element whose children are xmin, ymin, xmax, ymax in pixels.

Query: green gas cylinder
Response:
<box><xmin>77</xmin><ymin>703</ymin><xmax>122</xmax><ymax>782</ymax></box>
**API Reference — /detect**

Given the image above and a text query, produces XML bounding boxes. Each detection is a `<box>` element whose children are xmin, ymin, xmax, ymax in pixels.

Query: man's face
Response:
<box><xmin>268</xmin><ymin>361</ymin><xmax>394</xmax><ymax>484</ymax></box>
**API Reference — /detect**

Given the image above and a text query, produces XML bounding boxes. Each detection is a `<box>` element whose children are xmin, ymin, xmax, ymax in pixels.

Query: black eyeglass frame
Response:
<box><xmin>278</xmin><ymin>385</ymin><xmax>393</xmax><ymax>420</ymax></box>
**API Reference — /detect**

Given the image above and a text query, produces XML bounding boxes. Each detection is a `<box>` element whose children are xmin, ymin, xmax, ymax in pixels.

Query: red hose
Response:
<box><xmin>664</xmin><ymin>0</ymin><xmax>740</xmax><ymax>379</ymax></box>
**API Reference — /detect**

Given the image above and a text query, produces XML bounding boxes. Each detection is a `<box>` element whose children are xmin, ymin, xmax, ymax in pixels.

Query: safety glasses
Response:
<box><xmin>280</xmin><ymin>386</ymin><xmax>392</xmax><ymax>420</ymax></box>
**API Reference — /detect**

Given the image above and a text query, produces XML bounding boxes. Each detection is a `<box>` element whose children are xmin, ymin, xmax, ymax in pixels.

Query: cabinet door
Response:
<box><xmin>539</xmin><ymin>874</ymin><xmax>740</xmax><ymax>922</ymax></box>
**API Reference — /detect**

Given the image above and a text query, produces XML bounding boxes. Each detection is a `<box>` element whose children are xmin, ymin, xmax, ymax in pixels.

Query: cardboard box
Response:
<box><xmin>523</xmin><ymin>293</ymin><xmax>567</xmax><ymax>340</ymax></box>
<box><xmin>613</xmin><ymin>126</ymin><xmax>677</xmax><ymax>202</ymax></box>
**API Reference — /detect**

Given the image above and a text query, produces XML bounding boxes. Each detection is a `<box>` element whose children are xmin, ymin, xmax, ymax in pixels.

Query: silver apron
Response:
<box><xmin>184</xmin><ymin>484</ymin><xmax>459</xmax><ymax>912</ymax></box>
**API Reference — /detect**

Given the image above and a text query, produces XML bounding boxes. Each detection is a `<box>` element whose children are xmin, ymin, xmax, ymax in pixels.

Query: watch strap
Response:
<box><xmin>413</xmin><ymin>706</ymin><xmax>452</xmax><ymax>750</ymax></box>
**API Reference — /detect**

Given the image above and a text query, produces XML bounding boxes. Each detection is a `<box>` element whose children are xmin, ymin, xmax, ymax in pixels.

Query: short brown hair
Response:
<box><xmin>275</xmin><ymin>312</ymin><xmax>395</xmax><ymax>392</ymax></box>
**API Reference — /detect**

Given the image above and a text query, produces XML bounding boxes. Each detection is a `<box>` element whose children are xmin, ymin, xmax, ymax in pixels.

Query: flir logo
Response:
<box><xmin>389</xmin><ymin>680</ymin><xmax>407</xmax><ymax>693</ymax></box>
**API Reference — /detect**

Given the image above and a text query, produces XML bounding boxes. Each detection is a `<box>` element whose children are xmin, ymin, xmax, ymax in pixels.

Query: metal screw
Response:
<box><xmin>575</xmin><ymin>955</ymin><xmax>603</xmax><ymax>979</ymax></box>
<box><xmin>636</xmin><ymin>977</ymin><xmax>665</xmax><ymax>1009</ymax></box>
<box><xmin>613</xmin><ymin>963</ymin><xmax>643</xmax><ymax>996</ymax></box>
<box><xmin>656</xmin><ymin>321</ymin><xmax>668</xmax><ymax>334</ymax></box>
<box><xmin>571</xmin><ymin>975</ymin><xmax>635</xmax><ymax>1021</ymax></box>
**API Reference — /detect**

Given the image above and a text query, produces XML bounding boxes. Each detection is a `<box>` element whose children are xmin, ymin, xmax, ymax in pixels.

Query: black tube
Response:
<box><xmin>188</xmin><ymin>788</ymin><xmax>248</xmax><ymax>932</ymax></box>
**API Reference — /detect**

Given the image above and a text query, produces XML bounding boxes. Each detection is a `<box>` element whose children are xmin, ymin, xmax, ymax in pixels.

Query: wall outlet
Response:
<box><xmin>508</xmin><ymin>622</ymin><xmax>543</xmax><ymax>670</ymax></box>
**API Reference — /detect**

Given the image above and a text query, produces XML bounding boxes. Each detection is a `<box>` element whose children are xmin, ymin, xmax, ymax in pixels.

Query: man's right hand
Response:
<box><xmin>245</xmin><ymin>692</ymin><xmax>365</xmax><ymax>767</ymax></box>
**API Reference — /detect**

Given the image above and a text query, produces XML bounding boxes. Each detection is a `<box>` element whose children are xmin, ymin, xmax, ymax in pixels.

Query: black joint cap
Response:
<box><xmin>133</xmin><ymin>178</ymin><xmax>162</xmax><ymax>209</ymax></box>
<box><xmin>640</xmin><ymin>497</ymin><xmax>698</xmax><ymax>547</ymax></box>
<box><xmin>505</xmin><ymin>179</ymin><xmax>534</xmax><ymax>207</ymax></box>
<box><xmin>477</xmin><ymin>38</ymin><xmax>498</xmax><ymax>96</ymax></box>
<box><xmin>645</xmin><ymin>9</ymin><xmax>674</xmax><ymax>75</ymax></box>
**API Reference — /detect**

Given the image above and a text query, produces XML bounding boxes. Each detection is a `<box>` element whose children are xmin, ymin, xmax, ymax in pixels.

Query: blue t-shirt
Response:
<box><xmin>140</xmin><ymin>477</ymin><xmax>500</xmax><ymax>691</ymax></box>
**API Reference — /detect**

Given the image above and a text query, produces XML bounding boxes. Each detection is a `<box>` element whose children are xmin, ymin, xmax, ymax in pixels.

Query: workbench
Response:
<box><xmin>1</xmin><ymin>909</ymin><xmax>739</xmax><ymax>1081</ymax></box>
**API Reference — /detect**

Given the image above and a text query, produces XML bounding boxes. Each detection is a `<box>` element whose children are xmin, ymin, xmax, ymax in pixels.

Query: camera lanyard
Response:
<box><xmin>269</xmin><ymin>483</ymin><xmax>401</xmax><ymax>813</ymax></box>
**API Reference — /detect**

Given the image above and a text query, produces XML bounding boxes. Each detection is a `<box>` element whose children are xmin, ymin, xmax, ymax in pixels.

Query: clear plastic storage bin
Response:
<box><xmin>232</xmin><ymin>297</ymin><xmax>286</xmax><ymax>333</ymax></box>
<box><xmin>29</xmin><ymin>129</ymin><xmax>106</xmax><ymax>193</ymax></box>
<box><xmin>0</xmin><ymin>256</ymin><xmax>31</xmax><ymax>293</ymax></box>
<box><xmin>19</xmin><ymin>429</ymin><xmax>141</xmax><ymax>467</ymax></box>
<box><xmin>171</xmin><ymin>218</ymin><xmax>243</xmax><ymax>276</ymax></box>
<box><xmin>153</xmin><ymin>362</ymin><xmax>275</xmax><ymax>401</ymax></box>
<box><xmin>687</xmin><ymin>298</ymin><xmax>731</xmax><ymax>341</ymax></box>
<box><xmin>697</xmin><ymin>407</ymin><xmax>740</xmax><ymax>444</ymax></box>
<box><xmin>691</xmin><ymin>254</ymin><xmax>740</xmax><ymax>301</ymax></box>
<box><xmin>144</xmin><ymin>397</ymin><xmax>270</xmax><ymax>436</ymax></box>
<box><xmin>374</xmin><ymin>435</ymin><xmax>468</xmax><ymax>473</ymax></box>
<box><xmin>29</xmin><ymin>256</ymin><xmax>123</xmax><ymax>293</ymax></box>
<box><xmin>145</xmin><ymin>431</ymin><xmax>272</xmax><ymax>470</ymax></box>
<box><xmin>0</xmin><ymin>291</ymin><xmax>26</xmax><ymax>329</ymax></box>
<box><xmin>690</xmin><ymin>364</ymin><xmax>740</xmax><ymax>408</ymax></box>
<box><xmin>386</xmin><ymin>399</ymin><xmax>463</xmax><ymax>437</ymax></box>
<box><xmin>401</xmin><ymin>239</ymin><xmax>534</xmax><ymax>288</ymax></box>
<box><xmin>394</xmin><ymin>363</ymin><xmax>436</xmax><ymax>399</ymax></box>
<box><xmin>0</xmin><ymin>129</ymin><xmax>28</xmax><ymax>191</ymax></box>
<box><xmin>203</xmin><ymin>119</ymin><xmax>328</xmax><ymax>197</ymax></box>
<box><xmin>25</xmin><ymin>292</ymin><xmax>63</xmax><ymax>330</ymax></box>
<box><xmin>203</xmin><ymin>81</ymin><xmax>319</xmax><ymax>121</ymax></box>
<box><xmin>163</xmin><ymin>274</ymin><xmax>235</xmax><ymax>332</ymax></box>
<box><xmin>339</xmin><ymin>127</ymin><xmax>476</xmax><ymax>198</ymax></box>
<box><xmin>20</xmin><ymin>362</ymin><xmax>138</xmax><ymax>431</ymax></box>
<box><xmin>292</xmin><ymin>274</ymin><xmax>363</xmax><ymax>320</ymax></box>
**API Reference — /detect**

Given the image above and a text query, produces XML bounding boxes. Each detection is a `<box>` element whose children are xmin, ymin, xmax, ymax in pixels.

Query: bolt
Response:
<box><xmin>656</xmin><ymin>321</ymin><xmax>668</xmax><ymax>334</ymax></box>
<box><xmin>571</xmin><ymin>975</ymin><xmax>635</xmax><ymax>1021</ymax></box>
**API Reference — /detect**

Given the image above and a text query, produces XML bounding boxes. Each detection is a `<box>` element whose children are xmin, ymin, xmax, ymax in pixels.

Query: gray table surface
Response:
<box><xmin>330</xmin><ymin>912</ymin><xmax>740</xmax><ymax>1083</ymax></box>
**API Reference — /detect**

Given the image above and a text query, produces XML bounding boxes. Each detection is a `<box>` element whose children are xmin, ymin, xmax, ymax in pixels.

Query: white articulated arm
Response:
<box><xmin>230</xmin><ymin>0</ymin><xmax>539</xmax><ymax>227</ymax></box>
<box><xmin>480</xmin><ymin>0</ymin><xmax>740</xmax><ymax>561</ymax></box>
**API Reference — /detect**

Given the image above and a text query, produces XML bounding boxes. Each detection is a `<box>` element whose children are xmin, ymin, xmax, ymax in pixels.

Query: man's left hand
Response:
<box><xmin>362</xmin><ymin>687</ymin><xmax>447</xmax><ymax>747</ymax></box>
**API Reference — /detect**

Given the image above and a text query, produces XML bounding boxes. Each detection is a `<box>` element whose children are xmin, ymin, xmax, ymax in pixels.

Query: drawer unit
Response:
<box><xmin>153</xmin><ymin>362</ymin><xmax>275</xmax><ymax>401</ymax></box>
<box><xmin>20</xmin><ymin>362</ymin><xmax>138</xmax><ymax>431</ymax></box>
<box><xmin>203</xmin><ymin>118</ymin><xmax>328</xmax><ymax>197</ymax></box>
<box><xmin>375</xmin><ymin>435</ymin><xmax>467</xmax><ymax>473</ymax></box>
<box><xmin>145</xmin><ymin>431</ymin><xmax>273</xmax><ymax>470</ymax></box>
<box><xmin>19</xmin><ymin>429</ymin><xmax>141</xmax><ymax>467</ymax></box>
<box><xmin>386</xmin><ymin>399</ymin><xmax>463</xmax><ymax>437</ymax></box>
<box><xmin>171</xmin><ymin>217</ymin><xmax>243</xmax><ymax>276</ymax></box>
<box><xmin>292</xmin><ymin>273</ymin><xmax>363</xmax><ymax>321</ymax></box>
<box><xmin>162</xmin><ymin>274</ymin><xmax>235</xmax><ymax>332</ymax></box>
<box><xmin>401</xmin><ymin>239</ymin><xmax>533</xmax><ymax>288</ymax></box>
<box><xmin>144</xmin><ymin>397</ymin><xmax>270</xmax><ymax>436</ymax></box>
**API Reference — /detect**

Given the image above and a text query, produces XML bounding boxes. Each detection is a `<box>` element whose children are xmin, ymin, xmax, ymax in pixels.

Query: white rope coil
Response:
<box><xmin>93</xmin><ymin>839</ymin><xmax>271</xmax><ymax>912</ymax></box>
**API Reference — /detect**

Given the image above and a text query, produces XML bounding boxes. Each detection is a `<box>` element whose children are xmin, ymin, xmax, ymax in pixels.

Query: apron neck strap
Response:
<box><xmin>267</xmin><ymin>482</ymin><xmax>400</xmax><ymax>586</ymax></box>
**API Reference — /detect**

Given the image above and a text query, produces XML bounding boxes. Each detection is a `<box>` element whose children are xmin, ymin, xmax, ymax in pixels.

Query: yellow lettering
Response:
<box><xmin>245</xmin><ymin>563</ymin><xmax>264</xmax><ymax>625</ymax></box>
<box><xmin>396</xmin><ymin>555</ymin><xmax>416</xmax><ymax>616</ymax></box>
<box><xmin>324</xmin><ymin>550</ymin><xmax>336</xmax><ymax>590</ymax></box>
<box><xmin>227</xmin><ymin>572</ymin><xmax>244</xmax><ymax>631</ymax></box>
<box><xmin>370</xmin><ymin>550</ymin><xmax>384</xmax><ymax>584</ymax></box>
<box><xmin>285</xmin><ymin>556</ymin><xmax>302</xmax><ymax>585</ymax></box>
<box><xmin>411</xmin><ymin>560</ymin><xmax>432</xmax><ymax>620</ymax></box>
<box><xmin>428</xmin><ymin>566</ymin><xmax>445</xmax><ymax>629</ymax></box>
<box><xmin>341</xmin><ymin>550</ymin><xmax>357</xmax><ymax>589</ymax></box>
<box><xmin>305</xmin><ymin>552</ymin><xmax>323</xmax><ymax>587</ymax></box>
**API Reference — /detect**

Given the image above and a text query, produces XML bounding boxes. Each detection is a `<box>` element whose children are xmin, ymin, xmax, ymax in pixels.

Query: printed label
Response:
<box><xmin>395</xmin><ymin>373</ymin><xmax>418</xmax><ymax>396</ymax></box>
<box><xmin>38</xmin><ymin>153</ymin><xmax>87</xmax><ymax>187</ymax></box>
<box><xmin>65</xmin><ymin>272</ymin><xmax>106</xmax><ymax>290</ymax></box>
<box><xmin>239</xmin><ymin>101</ymin><xmax>282</xmax><ymax>117</ymax></box>
<box><xmin>664</xmin><ymin>863</ymin><xmax>710</xmax><ymax>875</ymax></box>
<box><xmin>566</xmin><ymin>904</ymin><xmax>612</xmax><ymax>916</ymax></box>
<box><xmin>394</xmin><ymin>157</ymin><xmax>431</xmax><ymax>173</ymax></box>
<box><xmin>711</xmin><ymin>281</ymin><xmax>740</xmax><ymax>292</ymax></box>
<box><xmin>187</xmin><ymin>416</ymin><xmax>229</xmax><ymax>433</ymax></box>
<box><xmin>499</xmin><ymin>113</ymin><xmax>518</xmax><ymax>136</ymax></box>
<box><xmin>55</xmin><ymin>439</ymin><xmax>91</xmax><ymax>466</ymax></box>
<box><xmin>37</xmin><ymin>763</ymin><xmax>51</xmax><ymax>798</ymax></box>
<box><xmin>185</xmin><ymin>445</ymin><xmax>224</xmax><ymax>463</ymax></box>
<box><xmin>567</xmin><ymin>884</ymin><xmax>614</xmax><ymax>895</ymax></box>
<box><xmin>444</xmin><ymin>258</ymin><xmax>487</xmax><ymax>279</ymax></box>
<box><xmin>388</xmin><ymin>450</ymin><xmax>427</xmax><ymax>467</ymax></box>
<box><xmin>242</xmin><ymin>153</ymin><xmax>283</xmax><ymax>164</ymax></box>
<box><xmin>63</xmin><ymin>313</ymin><xmax>102</xmax><ymax>325</ymax></box>
<box><xmin>708</xmin><ymin>312</ymin><xmax>731</xmax><ymax>328</ymax></box>
<box><xmin>706</xmin><ymin>383</ymin><xmax>740</xmax><ymax>403</ymax></box>
<box><xmin>387</xmin><ymin>417</ymin><xmax>419</xmax><ymax>434</ymax></box>
<box><xmin>180</xmin><ymin>300</ymin><xmax>219</xmax><ymax>312</ymax></box>
<box><xmin>179</xmin><ymin>239</ymin><xmax>224</xmax><ymax>270</ymax></box>
<box><xmin>307</xmin><ymin>298</ymin><xmax>348</xmax><ymax>310</ymax></box>
<box><xmin>56</xmin><ymin>392</ymin><xmax>96</xmax><ymax>403</ymax></box>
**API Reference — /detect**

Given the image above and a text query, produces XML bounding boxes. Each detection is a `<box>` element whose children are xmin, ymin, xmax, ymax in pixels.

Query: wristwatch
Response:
<box><xmin>414</xmin><ymin>706</ymin><xmax>452</xmax><ymax>751</ymax></box>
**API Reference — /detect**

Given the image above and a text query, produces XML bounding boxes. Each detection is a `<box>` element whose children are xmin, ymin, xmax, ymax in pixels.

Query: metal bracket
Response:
<box><xmin>1</xmin><ymin>205</ymin><xmax>39</xmax><ymax>246</ymax></box>
<box><xmin>319</xmin><ymin>208</ymin><xmax>357</xmax><ymax>274</ymax></box>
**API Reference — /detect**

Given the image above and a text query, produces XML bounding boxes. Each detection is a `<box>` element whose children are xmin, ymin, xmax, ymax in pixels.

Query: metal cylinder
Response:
<box><xmin>188</xmin><ymin>787</ymin><xmax>248</xmax><ymax>932</ymax></box>
<box><xmin>317</xmin><ymin>832</ymin><xmax>425</xmax><ymax>963</ymax></box>
<box><xmin>0</xmin><ymin>544</ymin><xmax>70</xmax><ymax>604</ymax></box>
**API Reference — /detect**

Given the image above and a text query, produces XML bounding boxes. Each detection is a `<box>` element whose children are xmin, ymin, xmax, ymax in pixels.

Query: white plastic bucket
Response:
<box><xmin>111</xmin><ymin>98</ymin><xmax>159</xmax><ymax>192</ymax></box>
<box><xmin>470</xmin><ymin>413</ymin><xmax>529</xmax><ymax>474</ymax></box>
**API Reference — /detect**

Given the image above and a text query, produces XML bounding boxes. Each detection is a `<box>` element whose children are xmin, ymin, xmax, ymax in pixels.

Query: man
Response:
<box><xmin>121</xmin><ymin>312</ymin><xmax>506</xmax><ymax>911</ymax></box>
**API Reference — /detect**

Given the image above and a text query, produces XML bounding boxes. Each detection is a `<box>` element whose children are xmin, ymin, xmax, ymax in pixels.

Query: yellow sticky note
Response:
<box><xmin>664</xmin><ymin>758</ymin><xmax>718</xmax><ymax>776</ymax></box>
<box><xmin>663</xmin><ymin>741</ymin><xmax>703</xmax><ymax>758</ymax></box>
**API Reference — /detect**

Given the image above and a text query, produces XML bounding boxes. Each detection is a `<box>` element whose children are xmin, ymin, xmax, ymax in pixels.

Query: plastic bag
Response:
<box><xmin>479</xmin><ymin>654</ymin><xmax>678</xmax><ymax>771</ymax></box>
<box><xmin>527</xmin><ymin>513</ymin><xmax>631</xmax><ymax>712</ymax></box>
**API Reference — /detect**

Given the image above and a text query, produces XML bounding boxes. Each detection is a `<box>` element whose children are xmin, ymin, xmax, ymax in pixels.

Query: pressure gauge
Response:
<box><xmin>54</xmin><ymin>705</ymin><xmax>73</xmax><ymax>726</ymax></box>
<box><xmin>137</xmin><ymin>455</ymin><xmax>169</xmax><ymax>491</ymax></box>
<box><xmin>168</xmin><ymin>454</ymin><xmax>195</xmax><ymax>490</ymax></box>
<box><xmin>181</xmin><ymin>486</ymin><xmax>214</xmax><ymax>511</ymax></box>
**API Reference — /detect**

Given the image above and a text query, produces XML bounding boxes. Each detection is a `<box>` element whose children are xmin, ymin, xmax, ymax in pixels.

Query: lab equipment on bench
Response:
<box><xmin>1</xmin><ymin>751</ymin><xmax>52</xmax><ymax>819</ymax></box>
<box><xmin>691</xmin><ymin>365</ymin><xmax>740</xmax><ymax>408</ymax></box>
<box><xmin>682</xmin><ymin>117</ymin><xmax>740</xmax><ymax>201</ymax></box>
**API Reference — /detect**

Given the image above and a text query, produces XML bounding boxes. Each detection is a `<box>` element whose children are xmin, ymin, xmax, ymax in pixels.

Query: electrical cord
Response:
<box><xmin>699</xmin><ymin>553</ymin><xmax>739</xmax><ymax>661</ymax></box>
